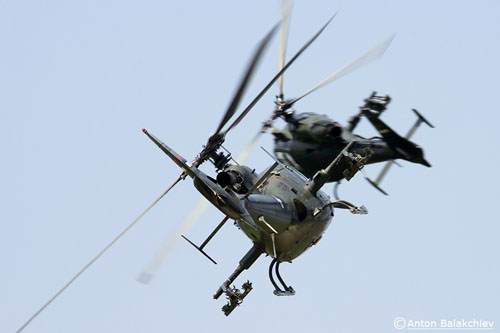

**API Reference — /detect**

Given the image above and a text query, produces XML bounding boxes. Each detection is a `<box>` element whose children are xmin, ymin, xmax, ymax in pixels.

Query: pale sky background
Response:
<box><xmin>2</xmin><ymin>1</ymin><xmax>499</xmax><ymax>332</ymax></box>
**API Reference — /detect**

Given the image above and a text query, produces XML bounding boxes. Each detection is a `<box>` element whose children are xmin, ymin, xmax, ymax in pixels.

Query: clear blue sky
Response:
<box><xmin>2</xmin><ymin>1</ymin><xmax>499</xmax><ymax>332</ymax></box>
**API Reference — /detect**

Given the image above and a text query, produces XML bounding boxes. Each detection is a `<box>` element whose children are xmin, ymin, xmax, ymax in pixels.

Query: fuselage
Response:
<box><xmin>237</xmin><ymin>164</ymin><xmax>334</xmax><ymax>262</ymax></box>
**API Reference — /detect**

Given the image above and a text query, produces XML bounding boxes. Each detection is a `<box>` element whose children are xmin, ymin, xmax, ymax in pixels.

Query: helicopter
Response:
<box><xmin>241</xmin><ymin>2</ymin><xmax>434</xmax><ymax>196</ymax></box>
<box><xmin>141</xmin><ymin>19</ymin><xmax>373</xmax><ymax>316</ymax></box>
<box><xmin>135</xmin><ymin>4</ymin><xmax>434</xmax><ymax>293</ymax></box>
<box><xmin>269</xmin><ymin>92</ymin><xmax>434</xmax><ymax>195</ymax></box>
<box><xmin>14</xmin><ymin>10</ymin><xmax>431</xmax><ymax>333</ymax></box>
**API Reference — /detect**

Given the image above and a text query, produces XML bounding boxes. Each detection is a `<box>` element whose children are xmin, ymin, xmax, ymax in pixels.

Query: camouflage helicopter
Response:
<box><xmin>141</xmin><ymin>20</ymin><xmax>374</xmax><ymax>315</ymax></box>
<box><xmin>16</xmin><ymin>18</ymin><xmax>352</xmax><ymax>331</ymax></box>
<box><xmin>136</xmin><ymin>5</ymin><xmax>433</xmax><ymax>311</ymax></box>
<box><xmin>14</xmin><ymin>11</ymin><xmax>430</xmax><ymax>333</ymax></box>
<box><xmin>241</xmin><ymin>3</ymin><xmax>434</xmax><ymax>196</ymax></box>
<box><xmin>268</xmin><ymin>93</ymin><xmax>434</xmax><ymax>195</ymax></box>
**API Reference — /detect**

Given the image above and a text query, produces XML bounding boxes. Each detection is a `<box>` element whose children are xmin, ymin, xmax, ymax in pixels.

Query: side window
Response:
<box><xmin>293</xmin><ymin>199</ymin><xmax>307</xmax><ymax>221</ymax></box>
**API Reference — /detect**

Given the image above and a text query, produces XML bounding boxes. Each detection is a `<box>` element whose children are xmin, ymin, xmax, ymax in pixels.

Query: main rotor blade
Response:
<box><xmin>235</xmin><ymin>131</ymin><xmax>263</xmax><ymax>164</ymax></box>
<box><xmin>137</xmin><ymin>197</ymin><xmax>210</xmax><ymax>284</ymax></box>
<box><xmin>224</xmin><ymin>13</ymin><xmax>337</xmax><ymax>134</ymax></box>
<box><xmin>214</xmin><ymin>23</ymin><xmax>280</xmax><ymax>136</ymax></box>
<box><xmin>15</xmin><ymin>175</ymin><xmax>184</xmax><ymax>332</ymax></box>
<box><xmin>287</xmin><ymin>34</ymin><xmax>395</xmax><ymax>107</ymax></box>
<box><xmin>278</xmin><ymin>0</ymin><xmax>293</xmax><ymax>96</ymax></box>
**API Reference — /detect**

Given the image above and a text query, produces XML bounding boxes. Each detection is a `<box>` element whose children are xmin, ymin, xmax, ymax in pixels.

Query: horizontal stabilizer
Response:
<box><xmin>412</xmin><ymin>109</ymin><xmax>434</xmax><ymax>129</ymax></box>
<box><xmin>405</xmin><ymin>109</ymin><xmax>434</xmax><ymax>141</ymax></box>
<box><xmin>181</xmin><ymin>235</ymin><xmax>218</xmax><ymax>265</ymax></box>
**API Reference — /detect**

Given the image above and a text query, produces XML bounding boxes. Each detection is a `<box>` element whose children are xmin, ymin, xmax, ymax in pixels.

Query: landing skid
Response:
<box><xmin>269</xmin><ymin>259</ymin><xmax>295</xmax><ymax>296</ymax></box>
<box><xmin>274</xmin><ymin>289</ymin><xmax>296</xmax><ymax>296</ymax></box>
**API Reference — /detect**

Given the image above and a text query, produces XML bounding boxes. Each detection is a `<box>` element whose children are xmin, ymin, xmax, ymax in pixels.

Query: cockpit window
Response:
<box><xmin>291</xmin><ymin>167</ymin><xmax>308</xmax><ymax>181</ymax></box>
<box><xmin>293</xmin><ymin>199</ymin><xmax>307</xmax><ymax>221</ymax></box>
<box><xmin>282</xmin><ymin>163</ymin><xmax>308</xmax><ymax>181</ymax></box>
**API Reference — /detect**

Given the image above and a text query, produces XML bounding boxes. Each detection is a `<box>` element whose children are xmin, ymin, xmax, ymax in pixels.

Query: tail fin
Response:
<box><xmin>406</xmin><ymin>109</ymin><xmax>434</xmax><ymax>140</ymax></box>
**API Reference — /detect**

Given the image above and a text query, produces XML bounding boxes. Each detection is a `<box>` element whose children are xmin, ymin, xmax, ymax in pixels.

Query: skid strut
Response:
<box><xmin>269</xmin><ymin>259</ymin><xmax>295</xmax><ymax>296</ymax></box>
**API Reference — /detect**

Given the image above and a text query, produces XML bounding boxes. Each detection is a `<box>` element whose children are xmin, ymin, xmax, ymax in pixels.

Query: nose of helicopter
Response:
<box><xmin>244</xmin><ymin>194</ymin><xmax>292</xmax><ymax>234</ymax></box>
<box><xmin>420</xmin><ymin>158</ymin><xmax>431</xmax><ymax>167</ymax></box>
<box><xmin>413</xmin><ymin>145</ymin><xmax>431</xmax><ymax>167</ymax></box>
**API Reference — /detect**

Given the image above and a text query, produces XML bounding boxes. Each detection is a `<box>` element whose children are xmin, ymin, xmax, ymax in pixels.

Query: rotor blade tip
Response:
<box><xmin>330</xmin><ymin>10</ymin><xmax>339</xmax><ymax>21</ymax></box>
<box><xmin>387</xmin><ymin>33</ymin><xmax>397</xmax><ymax>44</ymax></box>
<box><xmin>136</xmin><ymin>272</ymin><xmax>154</xmax><ymax>285</ymax></box>
<box><xmin>142</xmin><ymin>128</ymin><xmax>147</xmax><ymax>133</ymax></box>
